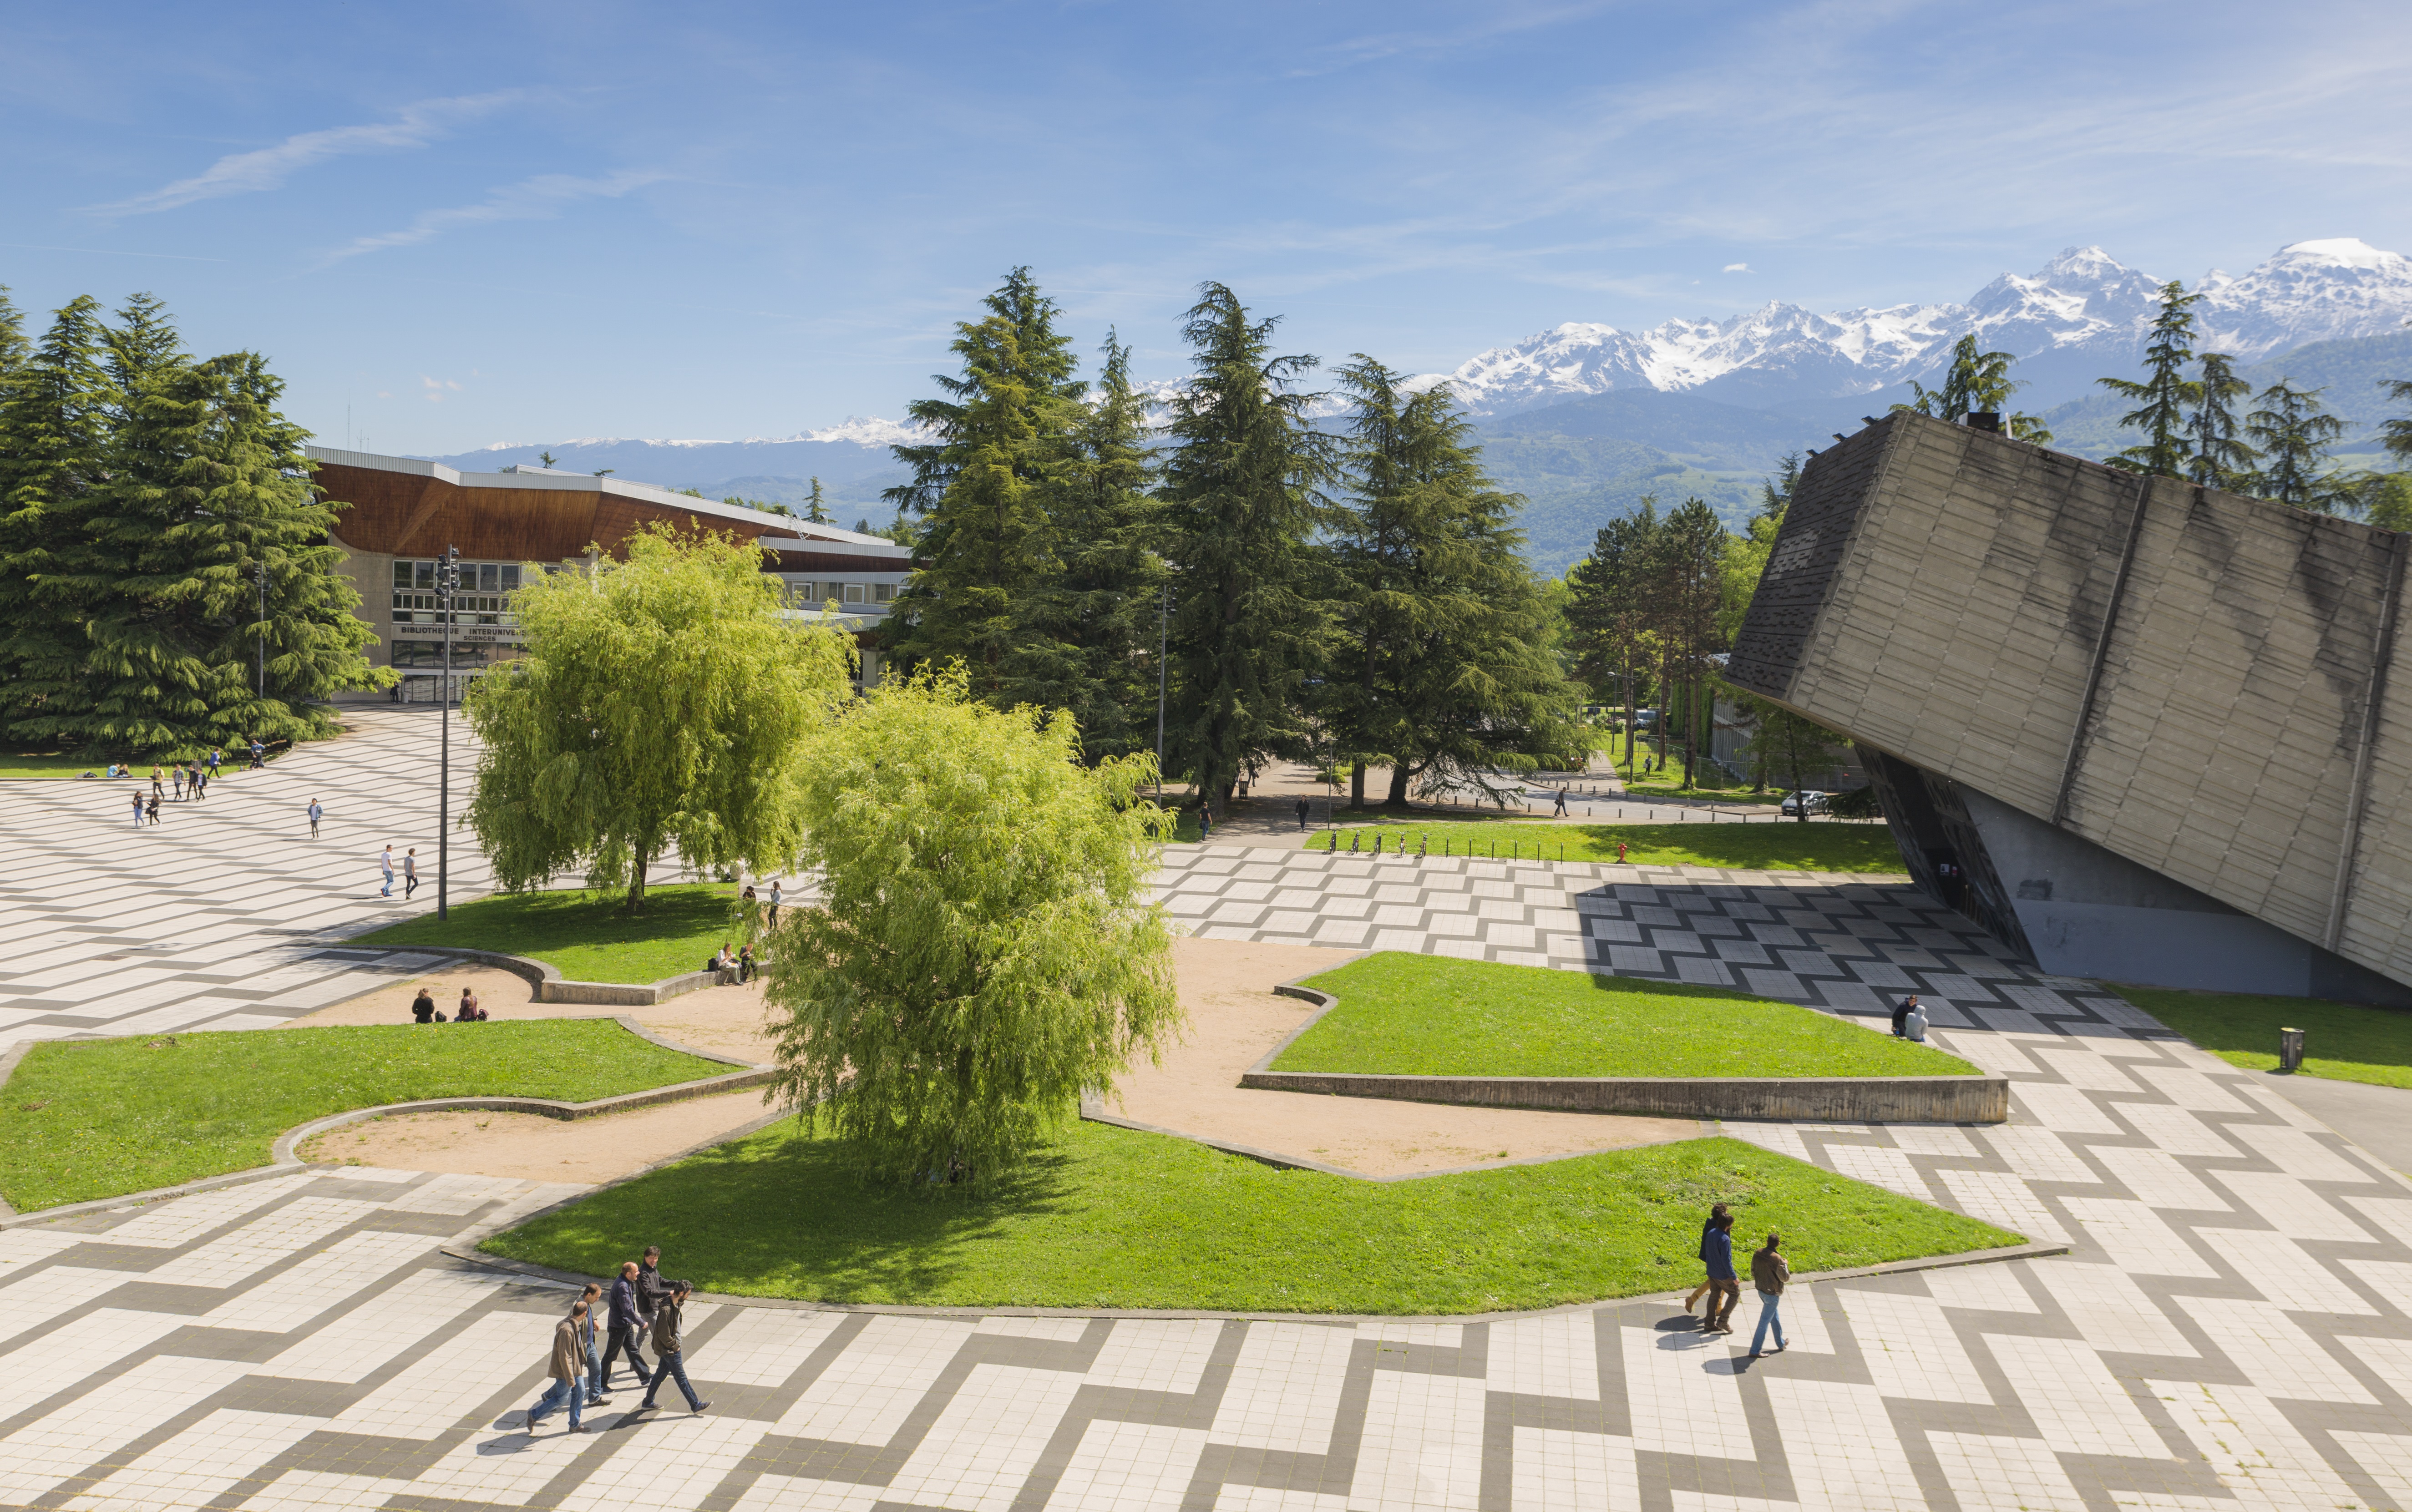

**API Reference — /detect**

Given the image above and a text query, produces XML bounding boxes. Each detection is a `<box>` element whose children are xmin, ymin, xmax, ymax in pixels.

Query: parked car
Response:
<box><xmin>1779</xmin><ymin>789</ymin><xmax>1829</xmax><ymax>816</ymax></box>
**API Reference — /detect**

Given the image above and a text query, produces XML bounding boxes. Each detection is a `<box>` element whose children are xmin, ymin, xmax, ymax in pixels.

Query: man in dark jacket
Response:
<box><xmin>1748</xmin><ymin>1232</ymin><xmax>1791</xmax><ymax>1356</ymax></box>
<box><xmin>1892</xmin><ymin>994</ymin><xmax>1919</xmax><ymax>1038</ymax></box>
<box><xmin>634</xmin><ymin>1245</ymin><xmax>673</xmax><ymax>1318</ymax></box>
<box><xmin>637</xmin><ymin>1284</ymin><xmax>710</xmax><ymax>1415</ymax></box>
<box><xmin>1699</xmin><ymin>1215</ymin><xmax>1739</xmax><ymax>1333</ymax></box>
<box><xmin>600</xmin><ymin>1260</ymin><xmax>652</xmax><ymax>1391</ymax></box>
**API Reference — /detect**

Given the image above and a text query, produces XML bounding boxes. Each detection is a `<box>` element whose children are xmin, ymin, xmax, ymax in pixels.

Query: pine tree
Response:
<box><xmin>806</xmin><ymin>477</ymin><xmax>827</xmax><ymax>523</ymax></box>
<box><xmin>2186</xmin><ymin>353</ymin><xmax>2258</xmax><ymax>492</ymax></box>
<box><xmin>1566</xmin><ymin>501</ymin><xmax>1661</xmax><ymax>776</ymax></box>
<box><xmin>882</xmin><ymin>270</ymin><xmax>1083</xmax><ymax>700</ymax></box>
<box><xmin>0</xmin><ymin>297</ymin><xmax>116</xmax><ymax>748</ymax></box>
<box><xmin>1159</xmin><ymin>283</ymin><xmax>1335</xmax><ymax>816</ymax></box>
<box><xmin>2245</xmin><ymin>380</ymin><xmax>2351</xmax><ymax>512</ymax></box>
<box><xmin>67</xmin><ymin>352</ymin><xmax>385</xmax><ymax>753</ymax></box>
<box><xmin>2100</xmin><ymin>281</ymin><xmax>2200</xmax><ymax>477</ymax></box>
<box><xmin>1652</xmin><ymin>499</ymin><xmax>1728</xmax><ymax>788</ymax></box>
<box><xmin>1015</xmin><ymin>331</ymin><xmax>1167</xmax><ymax>762</ymax></box>
<box><xmin>1329</xmin><ymin>360</ymin><xmax>1575</xmax><ymax>807</ymax></box>
<box><xmin>2378</xmin><ymin>378</ymin><xmax>2412</xmax><ymax>471</ymax></box>
<box><xmin>0</xmin><ymin>287</ymin><xmax>29</xmax><ymax>389</ymax></box>
<box><xmin>1897</xmin><ymin>337</ymin><xmax>2053</xmax><ymax>442</ymax></box>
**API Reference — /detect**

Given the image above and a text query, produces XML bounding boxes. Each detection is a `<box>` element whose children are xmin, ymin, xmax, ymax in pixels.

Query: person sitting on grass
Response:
<box><xmin>457</xmin><ymin>987</ymin><xmax>486</xmax><ymax>1022</ymax></box>
<box><xmin>410</xmin><ymin>988</ymin><xmax>440</xmax><ymax>1024</ymax></box>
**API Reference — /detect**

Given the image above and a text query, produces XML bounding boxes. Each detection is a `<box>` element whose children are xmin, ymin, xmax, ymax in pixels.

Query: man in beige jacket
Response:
<box><xmin>524</xmin><ymin>1299</ymin><xmax>592</xmax><ymax>1433</ymax></box>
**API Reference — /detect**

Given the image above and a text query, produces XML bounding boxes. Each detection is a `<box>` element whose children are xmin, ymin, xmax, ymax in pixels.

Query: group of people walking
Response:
<box><xmin>1685</xmin><ymin>1204</ymin><xmax>1792</xmax><ymax>1356</ymax></box>
<box><xmin>525</xmin><ymin>1245</ymin><xmax>710</xmax><ymax>1434</ymax></box>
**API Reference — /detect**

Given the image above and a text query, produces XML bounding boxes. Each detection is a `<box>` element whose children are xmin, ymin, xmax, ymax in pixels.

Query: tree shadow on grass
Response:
<box><xmin>501</xmin><ymin>1124</ymin><xmax>1080</xmax><ymax>1302</ymax></box>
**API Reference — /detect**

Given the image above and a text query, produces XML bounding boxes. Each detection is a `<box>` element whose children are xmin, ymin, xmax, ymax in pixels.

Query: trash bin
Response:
<box><xmin>2279</xmin><ymin>1027</ymin><xmax>2305</xmax><ymax>1073</ymax></box>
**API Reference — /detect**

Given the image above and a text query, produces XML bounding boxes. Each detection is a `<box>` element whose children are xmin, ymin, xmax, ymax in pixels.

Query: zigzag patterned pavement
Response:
<box><xmin>5</xmin><ymin>724</ymin><xmax>2412</xmax><ymax>1509</ymax></box>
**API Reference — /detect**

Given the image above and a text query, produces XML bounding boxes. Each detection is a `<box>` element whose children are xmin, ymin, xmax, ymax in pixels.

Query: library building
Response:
<box><xmin>305</xmin><ymin>447</ymin><xmax>914</xmax><ymax>699</ymax></box>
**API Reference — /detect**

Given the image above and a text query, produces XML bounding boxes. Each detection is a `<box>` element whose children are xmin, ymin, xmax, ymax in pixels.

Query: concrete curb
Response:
<box><xmin>0</xmin><ymin>1017</ymin><xmax>770</xmax><ymax>1230</ymax></box>
<box><xmin>1245</xmin><ymin>969</ymin><xmax>2009</xmax><ymax>1123</ymax></box>
<box><xmin>343</xmin><ymin>945</ymin><xmax>721</xmax><ymax>1007</ymax></box>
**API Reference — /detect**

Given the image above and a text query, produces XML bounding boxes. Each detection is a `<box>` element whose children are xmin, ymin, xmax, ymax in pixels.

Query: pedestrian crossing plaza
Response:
<box><xmin>7</xmin><ymin>716</ymin><xmax>2412</xmax><ymax>1510</ymax></box>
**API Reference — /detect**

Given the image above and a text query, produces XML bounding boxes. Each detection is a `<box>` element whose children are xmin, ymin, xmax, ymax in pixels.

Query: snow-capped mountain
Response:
<box><xmin>1426</xmin><ymin>240</ymin><xmax>2412</xmax><ymax>416</ymax></box>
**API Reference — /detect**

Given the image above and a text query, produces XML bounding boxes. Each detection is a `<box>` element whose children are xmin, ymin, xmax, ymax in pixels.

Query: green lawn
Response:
<box><xmin>2115</xmin><ymin>986</ymin><xmax>2412</xmax><ymax>1090</ymax></box>
<box><xmin>0</xmin><ymin>1019</ymin><xmax>732</xmax><ymax>1212</ymax></box>
<box><xmin>0</xmin><ymin>752</ymin><xmax>111</xmax><ymax>779</ymax></box>
<box><xmin>481</xmin><ymin>1122</ymin><xmax>2017</xmax><ymax>1313</ymax></box>
<box><xmin>1301</xmin><ymin>819</ymin><xmax>1905</xmax><ymax>873</ymax></box>
<box><xmin>354</xmin><ymin>883</ymin><xmax>743</xmax><ymax>983</ymax></box>
<box><xmin>1277</xmin><ymin>953</ymin><xmax>1976</xmax><ymax>1079</ymax></box>
<box><xmin>1606</xmin><ymin>761</ymin><xmax>1784</xmax><ymax>806</ymax></box>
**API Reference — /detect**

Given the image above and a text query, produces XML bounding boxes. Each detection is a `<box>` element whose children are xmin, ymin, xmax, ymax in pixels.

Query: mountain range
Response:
<box><xmin>423</xmin><ymin>239</ymin><xmax>2412</xmax><ymax>571</ymax></box>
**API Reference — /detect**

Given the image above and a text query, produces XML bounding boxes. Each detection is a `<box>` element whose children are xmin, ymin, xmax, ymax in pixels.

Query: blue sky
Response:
<box><xmin>6</xmin><ymin>0</ymin><xmax>2409</xmax><ymax>454</ymax></box>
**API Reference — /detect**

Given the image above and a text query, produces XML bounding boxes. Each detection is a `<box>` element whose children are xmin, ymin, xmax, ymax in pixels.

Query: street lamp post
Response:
<box><xmin>1155</xmin><ymin>585</ymin><xmax>1168</xmax><ymax>805</ymax></box>
<box><xmin>436</xmin><ymin>546</ymin><xmax>460</xmax><ymax>921</ymax></box>
<box><xmin>255</xmin><ymin>561</ymin><xmax>267</xmax><ymax>698</ymax></box>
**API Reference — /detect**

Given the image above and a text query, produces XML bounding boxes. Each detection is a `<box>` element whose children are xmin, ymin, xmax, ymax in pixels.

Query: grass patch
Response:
<box><xmin>1299</xmin><ymin>820</ymin><xmax>1905</xmax><ymax>873</ymax></box>
<box><xmin>2114</xmin><ymin>986</ymin><xmax>2412</xmax><ymax>1090</ymax></box>
<box><xmin>0</xmin><ymin>1019</ymin><xmax>732</xmax><ymax>1212</ymax></box>
<box><xmin>1608</xmin><ymin>761</ymin><xmax>1784</xmax><ymax>805</ymax></box>
<box><xmin>479</xmin><ymin>1121</ymin><xmax>2017</xmax><ymax>1312</ymax></box>
<box><xmin>354</xmin><ymin>883</ymin><xmax>742</xmax><ymax>983</ymax></box>
<box><xmin>1276</xmin><ymin>953</ymin><xmax>1977</xmax><ymax>1079</ymax></box>
<box><xmin>0</xmin><ymin>752</ymin><xmax>113</xmax><ymax>779</ymax></box>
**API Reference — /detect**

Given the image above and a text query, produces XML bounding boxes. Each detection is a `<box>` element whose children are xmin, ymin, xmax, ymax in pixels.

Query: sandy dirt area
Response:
<box><xmin>296</xmin><ymin>1090</ymin><xmax>780</xmax><ymax>1185</ymax></box>
<box><xmin>291</xmin><ymin>937</ymin><xmax>1700</xmax><ymax>1183</ymax></box>
<box><xmin>1109</xmin><ymin>938</ymin><xmax>1702</xmax><ymax>1177</ymax></box>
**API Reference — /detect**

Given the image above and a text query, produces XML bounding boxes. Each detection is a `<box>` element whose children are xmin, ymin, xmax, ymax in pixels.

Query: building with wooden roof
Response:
<box><xmin>306</xmin><ymin>447</ymin><xmax>913</xmax><ymax>697</ymax></box>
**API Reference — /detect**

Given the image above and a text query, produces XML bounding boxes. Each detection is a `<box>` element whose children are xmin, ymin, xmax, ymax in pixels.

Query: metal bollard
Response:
<box><xmin>2279</xmin><ymin>1027</ymin><xmax>2305</xmax><ymax>1073</ymax></box>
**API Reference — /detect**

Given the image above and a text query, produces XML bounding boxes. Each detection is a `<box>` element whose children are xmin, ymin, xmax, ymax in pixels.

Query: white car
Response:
<box><xmin>1779</xmin><ymin>789</ymin><xmax>1829</xmax><ymax>816</ymax></box>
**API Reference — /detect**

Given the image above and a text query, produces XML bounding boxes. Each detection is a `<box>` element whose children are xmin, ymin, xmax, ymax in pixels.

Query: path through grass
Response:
<box><xmin>481</xmin><ymin>1122</ymin><xmax>2017</xmax><ymax>1313</ymax></box>
<box><xmin>1300</xmin><ymin>820</ymin><xmax>1904</xmax><ymax>873</ymax></box>
<box><xmin>0</xmin><ymin>1019</ymin><xmax>732</xmax><ymax>1211</ymax></box>
<box><xmin>355</xmin><ymin>883</ymin><xmax>741</xmax><ymax>983</ymax></box>
<box><xmin>1277</xmin><ymin>953</ymin><xmax>1976</xmax><ymax>1079</ymax></box>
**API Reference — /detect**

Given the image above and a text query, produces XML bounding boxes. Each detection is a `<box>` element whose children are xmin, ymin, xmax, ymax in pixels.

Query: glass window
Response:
<box><xmin>844</xmin><ymin>583</ymin><xmax>865</xmax><ymax>604</ymax></box>
<box><xmin>501</xmin><ymin>565</ymin><xmax>521</xmax><ymax>590</ymax></box>
<box><xmin>392</xmin><ymin>562</ymin><xmax>412</xmax><ymax>589</ymax></box>
<box><xmin>478</xmin><ymin>563</ymin><xmax>498</xmax><ymax>592</ymax></box>
<box><xmin>874</xmin><ymin>583</ymin><xmax>896</xmax><ymax>603</ymax></box>
<box><xmin>413</xmin><ymin>561</ymin><xmax>435</xmax><ymax>589</ymax></box>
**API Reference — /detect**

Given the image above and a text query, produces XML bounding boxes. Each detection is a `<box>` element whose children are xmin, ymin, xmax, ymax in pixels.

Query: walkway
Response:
<box><xmin>5</xmin><ymin>726</ymin><xmax>2412</xmax><ymax>1510</ymax></box>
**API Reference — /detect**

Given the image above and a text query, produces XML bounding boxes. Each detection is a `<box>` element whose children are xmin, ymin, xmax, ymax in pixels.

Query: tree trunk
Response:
<box><xmin>627</xmin><ymin>854</ymin><xmax>650</xmax><ymax>912</ymax></box>
<box><xmin>1350</xmin><ymin>759</ymin><xmax>1365</xmax><ymax>810</ymax></box>
<box><xmin>1384</xmin><ymin>760</ymin><xmax>1412</xmax><ymax>809</ymax></box>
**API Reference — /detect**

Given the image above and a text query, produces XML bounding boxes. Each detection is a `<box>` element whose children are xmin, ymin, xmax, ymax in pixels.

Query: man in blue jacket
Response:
<box><xmin>599</xmin><ymin>1259</ymin><xmax>652</xmax><ymax>1391</ymax></box>
<box><xmin>1699</xmin><ymin>1214</ymin><xmax>1739</xmax><ymax>1333</ymax></box>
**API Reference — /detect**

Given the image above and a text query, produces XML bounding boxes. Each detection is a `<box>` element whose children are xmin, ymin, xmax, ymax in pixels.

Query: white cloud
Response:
<box><xmin>320</xmin><ymin>169</ymin><xmax>669</xmax><ymax>264</ymax></box>
<box><xmin>87</xmin><ymin>93</ymin><xmax>521</xmax><ymax>216</ymax></box>
<box><xmin>1723</xmin><ymin>262</ymin><xmax>1751</xmax><ymax>272</ymax></box>
<box><xmin>421</xmin><ymin>375</ymin><xmax>464</xmax><ymax>404</ymax></box>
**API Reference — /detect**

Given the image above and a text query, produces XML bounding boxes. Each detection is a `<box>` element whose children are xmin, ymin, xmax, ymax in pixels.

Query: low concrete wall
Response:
<box><xmin>1237</xmin><ymin>1068</ymin><xmax>2008</xmax><ymax>1122</ymax></box>
<box><xmin>353</xmin><ymin>945</ymin><xmax>719</xmax><ymax>1007</ymax></box>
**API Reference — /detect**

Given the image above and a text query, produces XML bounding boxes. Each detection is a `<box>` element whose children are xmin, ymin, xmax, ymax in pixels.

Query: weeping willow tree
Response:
<box><xmin>762</xmin><ymin>666</ymin><xmax>1181</xmax><ymax>1189</ymax></box>
<box><xmin>462</xmin><ymin>525</ymin><xmax>854</xmax><ymax>911</ymax></box>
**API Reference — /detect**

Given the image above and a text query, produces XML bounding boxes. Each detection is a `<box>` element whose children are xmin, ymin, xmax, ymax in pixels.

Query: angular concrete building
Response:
<box><xmin>1728</xmin><ymin>411</ymin><xmax>2412</xmax><ymax>1006</ymax></box>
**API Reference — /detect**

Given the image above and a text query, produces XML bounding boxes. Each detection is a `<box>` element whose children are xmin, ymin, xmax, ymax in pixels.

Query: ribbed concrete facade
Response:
<box><xmin>1730</xmin><ymin>411</ymin><xmax>2412</xmax><ymax>1001</ymax></box>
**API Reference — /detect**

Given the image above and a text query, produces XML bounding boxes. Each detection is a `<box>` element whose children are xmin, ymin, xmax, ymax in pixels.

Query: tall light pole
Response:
<box><xmin>255</xmin><ymin>560</ymin><xmax>268</xmax><ymax>698</ymax></box>
<box><xmin>1155</xmin><ymin>585</ymin><xmax>1168</xmax><ymax>804</ymax></box>
<box><xmin>436</xmin><ymin>545</ymin><xmax>460</xmax><ymax>921</ymax></box>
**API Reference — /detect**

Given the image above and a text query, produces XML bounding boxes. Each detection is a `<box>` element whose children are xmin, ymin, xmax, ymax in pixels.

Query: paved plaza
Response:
<box><xmin>5</xmin><ymin>716</ymin><xmax>2412</xmax><ymax>1510</ymax></box>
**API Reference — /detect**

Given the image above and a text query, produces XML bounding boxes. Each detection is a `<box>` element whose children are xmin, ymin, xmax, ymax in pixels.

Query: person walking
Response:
<box><xmin>1748</xmin><ymin>1232</ymin><xmax>1790</xmax><ymax>1356</ymax></box>
<box><xmin>146</xmin><ymin>792</ymin><xmax>162</xmax><ymax>826</ymax></box>
<box><xmin>1296</xmin><ymin>797</ymin><xmax>1310</xmax><ymax>831</ymax></box>
<box><xmin>150</xmin><ymin>765</ymin><xmax>165</xmax><ymax>801</ymax></box>
<box><xmin>1683</xmin><ymin>1204</ymin><xmax>1731</xmax><ymax>1315</ymax></box>
<box><xmin>575</xmin><ymin>1282</ymin><xmax>611</xmax><ymax>1407</ymax></box>
<box><xmin>1553</xmin><ymin>785</ymin><xmax>1568</xmax><ymax>816</ymax></box>
<box><xmin>193</xmin><ymin>765</ymin><xmax>208</xmax><ymax>801</ymax></box>
<box><xmin>1892</xmin><ymin>994</ymin><xmax>1919</xmax><ymax>1038</ymax></box>
<box><xmin>207</xmin><ymin>748</ymin><xmax>221</xmax><ymax>779</ymax></box>
<box><xmin>130</xmin><ymin>791</ymin><xmax>146</xmax><ymax>828</ymax></box>
<box><xmin>307</xmin><ymin>798</ymin><xmax>322</xmax><ymax>837</ymax></box>
<box><xmin>380</xmin><ymin>845</ymin><xmax>396</xmax><ymax>897</ymax></box>
<box><xmin>523</xmin><ymin>1299</ymin><xmax>591</xmax><ymax>1434</ymax></box>
<box><xmin>601</xmin><ymin>1260</ymin><xmax>653</xmax><ymax>1391</ymax></box>
<box><xmin>767</xmin><ymin>879</ymin><xmax>782</xmax><ymax>927</ymax></box>
<box><xmin>636</xmin><ymin>1283</ymin><xmax>709</xmax><ymax>1415</ymax></box>
<box><xmin>1698</xmin><ymin>1213</ymin><xmax>1739</xmax><ymax>1333</ymax></box>
<box><xmin>403</xmin><ymin>848</ymin><xmax>419</xmax><ymax>899</ymax></box>
<box><xmin>634</xmin><ymin>1245</ymin><xmax>671</xmax><ymax>1320</ymax></box>
<box><xmin>249</xmin><ymin>737</ymin><xmax>265</xmax><ymax>769</ymax></box>
<box><xmin>171</xmin><ymin>765</ymin><xmax>185</xmax><ymax>802</ymax></box>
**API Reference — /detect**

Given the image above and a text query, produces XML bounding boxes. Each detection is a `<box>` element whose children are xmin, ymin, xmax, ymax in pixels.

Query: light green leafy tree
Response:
<box><xmin>463</xmin><ymin>525</ymin><xmax>855</xmax><ymax>911</ymax></box>
<box><xmin>762</xmin><ymin>666</ymin><xmax>1181</xmax><ymax>1188</ymax></box>
<box><xmin>2101</xmin><ymin>281</ymin><xmax>2200</xmax><ymax>478</ymax></box>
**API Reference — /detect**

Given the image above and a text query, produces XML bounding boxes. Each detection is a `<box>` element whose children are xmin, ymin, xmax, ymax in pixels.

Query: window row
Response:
<box><xmin>784</xmin><ymin>581</ymin><xmax>898</xmax><ymax>606</ymax></box>
<box><xmin>394</xmin><ymin>560</ymin><xmax>523</xmax><ymax>592</ymax></box>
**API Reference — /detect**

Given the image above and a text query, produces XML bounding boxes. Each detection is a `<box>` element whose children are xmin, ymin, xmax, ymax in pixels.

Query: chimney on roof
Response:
<box><xmin>1966</xmin><ymin>412</ymin><xmax>2002</xmax><ymax>434</ymax></box>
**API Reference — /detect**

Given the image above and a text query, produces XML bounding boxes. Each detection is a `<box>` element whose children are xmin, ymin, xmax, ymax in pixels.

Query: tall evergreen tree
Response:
<box><xmin>1898</xmin><ymin>336</ymin><xmax>2052</xmax><ymax>440</ymax></box>
<box><xmin>882</xmin><ymin>270</ymin><xmax>1083</xmax><ymax>701</ymax></box>
<box><xmin>2185</xmin><ymin>353</ymin><xmax>2258</xmax><ymax>492</ymax></box>
<box><xmin>1653</xmin><ymin>499</ymin><xmax>1728</xmax><ymax>788</ymax></box>
<box><xmin>1159</xmin><ymin>283</ymin><xmax>1334</xmax><ymax>816</ymax></box>
<box><xmin>63</xmin><ymin>352</ymin><xmax>384</xmax><ymax>753</ymax></box>
<box><xmin>0</xmin><ymin>287</ymin><xmax>29</xmax><ymax>389</ymax></box>
<box><xmin>1328</xmin><ymin>359</ymin><xmax>1576</xmax><ymax>809</ymax></box>
<box><xmin>2245</xmin><ymin>379</ymin><xmax>2350</xmax><ymax>512</ymax></box>
<box><xmin>0</xmin><ymin>297</ymin><xmax>116</xmax><ymax>746</ymax></box>
<box><xmin>1566</xmin><ymin>502</ymin><xmax>1661</xmax><ymax>776</ymax></box>
<box><xmin>2100</xmin><ymin>281</ymin><xmax>2200</xmax><ymax>478</ymax></box>
<box><xmin>1016</xmin><ymin>331</ymin><xmax>1167</xmax><ymax>762</ymax></box>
